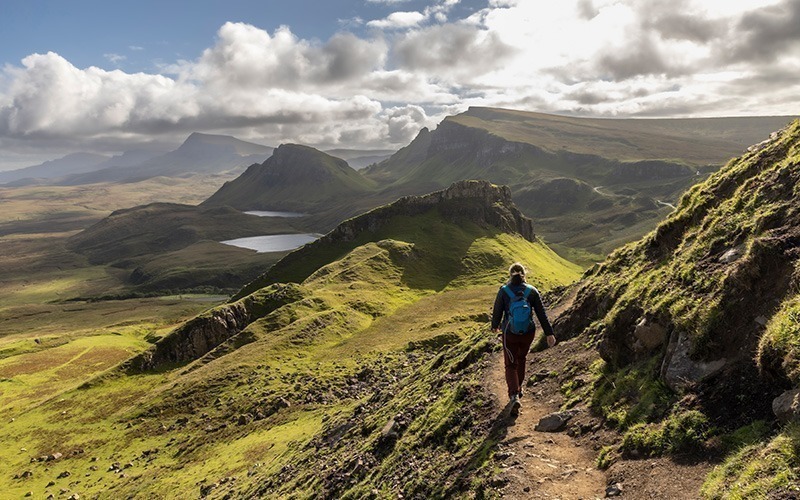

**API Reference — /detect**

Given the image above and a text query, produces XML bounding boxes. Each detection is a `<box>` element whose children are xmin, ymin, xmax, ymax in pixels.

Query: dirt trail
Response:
<box><xmin>486</xmin><ymin>350</ymin><xmax>606</xmax><ymax>499</ymax></box>
<box><xmin>482</xmin><ymin>290</ymin><xmax>714</xmax><ymax>499</ymax></box>
<box><xmin>484</xmin><ymin>291</ymin><xmax>606</xmax><ymax>499</ymax></box>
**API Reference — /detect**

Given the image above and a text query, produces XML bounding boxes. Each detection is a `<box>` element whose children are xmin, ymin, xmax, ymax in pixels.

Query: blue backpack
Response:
<box><xmin>503</xmin><ymin>284</ymin><xmax>533</xmax><ymax>334</ymax></box>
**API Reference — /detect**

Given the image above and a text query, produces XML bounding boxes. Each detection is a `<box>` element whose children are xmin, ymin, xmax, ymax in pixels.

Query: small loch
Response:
<box><xmin>221</xmin><ymin>233</ymin><xmax>321</xmax><ymax>253</ymax></box>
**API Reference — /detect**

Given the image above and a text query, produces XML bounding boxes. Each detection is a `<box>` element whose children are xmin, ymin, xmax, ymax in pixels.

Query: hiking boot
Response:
<box><xmin>517</xmin><ymin>389</ymin><xmax>524</xmax><ymax>399</ymax></box>
<box><xmin>510</xmin><ymin>394</ymin><xmax>521</xmax><ymax>416</ymax></box>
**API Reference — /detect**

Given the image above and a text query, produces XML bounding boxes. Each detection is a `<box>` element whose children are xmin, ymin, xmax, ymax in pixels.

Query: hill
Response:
<box><xmin>363</xmin><ymin>108</ymin><xmax>797</xmax><ymax>261</ymax></box>
<box><xmin>67</xmin><ymin>203</ymin><xmax>308</xmax><ymax>291</ymax></box>
<box><xmin>0</xmin><ymin>180</ymin><xmax>582</xmax><ymax>498</ymax></box>
<box><xmin>62</xmin><ymin>133</ymin><xmax>273</xmax><ymax>184</ymax></box>
<box><xmin>203</xmin><ymin>143</ymin><xmax>376</xmax><ymax>213</ymax></box>
<box><xmin>550</xmin><ymin>119</ymin><xmax>800</xmax><ymax>496</ymax></box>
<box><xmin>0</xmin><ymin>152</ymin><xmax>109</xmax><ymax>185</ymax></box>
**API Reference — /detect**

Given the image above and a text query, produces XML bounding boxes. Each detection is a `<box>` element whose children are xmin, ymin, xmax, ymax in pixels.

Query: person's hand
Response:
<box><xmin>546</xmin><ymin>335</ymin><xmax>557</xmax><ymax>348</ymax></box>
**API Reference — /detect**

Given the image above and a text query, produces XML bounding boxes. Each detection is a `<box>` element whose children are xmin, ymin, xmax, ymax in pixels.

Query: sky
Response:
<box><xmin>1</xmin><ymin>0</ymin><xmax>799</xmax><ymax>170</ymax></box>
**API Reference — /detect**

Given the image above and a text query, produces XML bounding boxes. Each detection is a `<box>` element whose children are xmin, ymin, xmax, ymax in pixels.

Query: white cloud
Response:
<box><xmin>367</xmin><ymin>11</ymin><xmax>426</xmax><ymax>29</ymax></box>
<box><xmin>1</xmin><ymin>1</ymin><xmax>800</xmax><ymax>164</ymax></box>
<box><xmin>128</xmin><ymin>45</ymin><xmax>144</xmax><ymax>51</ymax></box>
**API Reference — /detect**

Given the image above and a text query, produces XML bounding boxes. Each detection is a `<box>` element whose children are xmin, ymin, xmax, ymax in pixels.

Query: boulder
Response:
<box><xmin>719</xmin><ymin>245</ymin><xmax>745</xmax><ymax>264</ymax></box>
<box><xmin>534</xmin><ymin>410</ymin><xmax>579</xmax><ymax>432</ymax></box>
<box><xmin>633</xmin><ymin>317</ymin><xmax>668</xmax><ymax>352</ymax></box>
<box><xmin>661</xmin><ymin>331</ymin><xmax>726</xmax><ymax>392</ymax></box>
<box><xmin>772</xmin><ymin>389</ymin><xmax>800</xmax><ymax>424</ymax></box>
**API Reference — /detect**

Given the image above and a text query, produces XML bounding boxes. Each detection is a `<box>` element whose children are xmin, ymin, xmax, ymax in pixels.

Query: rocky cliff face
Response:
<box><xmin>126</xmin><ymin>284</ymin><xmax>304</xmax><ymax>371</ymax></box>
<box><xmin>323</xmin><ymin>179</ymin><xmax>534</xmax><ymax>244</ymax></box>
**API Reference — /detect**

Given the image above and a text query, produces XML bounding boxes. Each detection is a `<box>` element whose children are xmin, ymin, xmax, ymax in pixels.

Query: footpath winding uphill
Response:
<box><xmin>486</xmin><ymin>348</ymin><xmax>604</xmax><ymax>499</ymax></box>
<box><xmin>483</xmin><ymin>296</ymin><xmax>713</xmax><ymax>499</ymax></box>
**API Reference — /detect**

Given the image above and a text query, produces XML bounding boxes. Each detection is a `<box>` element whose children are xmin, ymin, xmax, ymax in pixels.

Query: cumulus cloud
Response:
<box><xmin>2</xmin><ymin>0</ymin><xmax>800</xmax><ymax>163</ymax></box>
<box><xmin>367</xmin><ymin>11</ymin><xmax>426</xmax><ymax>29</ymax></box>
<box><xmin>394</xmin><ymin>23</ymin><xmax>516</xmax><ymax>79</ymax></box>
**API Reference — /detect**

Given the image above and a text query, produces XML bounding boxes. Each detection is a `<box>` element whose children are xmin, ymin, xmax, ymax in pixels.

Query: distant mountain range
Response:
<box><xmin>0</xmin><ymin>152</ymin><xmax>110</xmax><ymax>185</ymax></box>
<box><xmin>200</xmin><ymin>107</ymin><xmax>797</xmax><ymax>260</ymax></box>
<box><xmin>0</xmin><ymin>135</ymin><xmax>398</xmax><ymax>187</ymax></box>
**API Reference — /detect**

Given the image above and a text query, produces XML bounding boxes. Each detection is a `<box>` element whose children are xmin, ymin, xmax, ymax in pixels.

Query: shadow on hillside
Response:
<box><xmin>444</xmin><ymin>400</ymin><xmax>517</xmax><ymax>496</ymax></box>
<box><xmin>398</xmin><ymin>226</ymin><xmax>503</xmax><ymax>292</ymax></box>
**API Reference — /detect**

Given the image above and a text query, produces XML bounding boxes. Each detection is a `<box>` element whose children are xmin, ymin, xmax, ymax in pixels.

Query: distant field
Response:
<box><xmin>0</xmin><ymin>174</ymin><xmax>241</xmax><ymax>421</ymax></box>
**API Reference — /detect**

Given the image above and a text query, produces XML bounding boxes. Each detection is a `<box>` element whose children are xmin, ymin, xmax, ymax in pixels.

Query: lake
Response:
<box><xmin>220</xmin><ymin>233</ymin><xmax>321</xmax><ymax>253</ymax></box>
<box><xmin>245</xmin><ymin>210</ymin><xmax>308</xmax><ymax>218</ymax></box>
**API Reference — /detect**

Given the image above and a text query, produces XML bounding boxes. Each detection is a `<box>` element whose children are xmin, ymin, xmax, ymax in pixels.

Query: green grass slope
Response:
<box><xmin>553</xmin><ymin>120</ymin><xmax>800</xmax><ymax>497</ymax></box>
<box><xmin>0</xmin><ymin>181</ymin><xmax>580</xmax><ymax>499</ymax></box>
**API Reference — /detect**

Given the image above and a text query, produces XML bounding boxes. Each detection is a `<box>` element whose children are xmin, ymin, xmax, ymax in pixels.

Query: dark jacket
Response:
<box><xmin>491</xmin><ymin>283</ymin><xmax>554</xmax><ymax>337</ymax></box>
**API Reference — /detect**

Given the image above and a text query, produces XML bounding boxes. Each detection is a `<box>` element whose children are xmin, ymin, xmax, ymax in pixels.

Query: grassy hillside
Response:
<box><xmin>0</xmin><ymin>182</ymin><xmax>581</xmax><ymax>498</ymax></box>
<box><xmin>552</xmin><ymin>119</ymin><xmax>800</xmax><ymax>497</ymax></box>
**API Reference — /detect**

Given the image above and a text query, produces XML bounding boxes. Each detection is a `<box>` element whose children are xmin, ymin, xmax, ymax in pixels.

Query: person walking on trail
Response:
<box><xmin>491</xmin><ymin>262</ymin><xmax>556</xmax><ymax>416</ymax></box>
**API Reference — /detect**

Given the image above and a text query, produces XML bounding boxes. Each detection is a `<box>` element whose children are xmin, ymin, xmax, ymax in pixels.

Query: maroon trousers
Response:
<box><xmin>502</xmin><ymin>332</ymin><xmax>535</xmax><ymax>398</ymax></box>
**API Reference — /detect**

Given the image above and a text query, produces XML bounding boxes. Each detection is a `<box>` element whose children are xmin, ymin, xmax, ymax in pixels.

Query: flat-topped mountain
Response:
<box><xmin>203</xmin><ymin>143</ymin><xmax>376</xmax><ymax>212</ymax></box>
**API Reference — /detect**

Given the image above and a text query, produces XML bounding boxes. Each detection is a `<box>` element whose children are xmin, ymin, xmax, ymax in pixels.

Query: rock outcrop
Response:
<box><xmin>125</xmin><ymin>284</ymin><xmax>304</xmax><ymax>371</ymax></box>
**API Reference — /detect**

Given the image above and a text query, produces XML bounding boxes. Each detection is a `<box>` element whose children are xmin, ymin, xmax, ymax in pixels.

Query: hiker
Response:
<box><xmin>491</xmin><ymin>262</ymin><xmax>556</xmax><ymax>415</ymax></box>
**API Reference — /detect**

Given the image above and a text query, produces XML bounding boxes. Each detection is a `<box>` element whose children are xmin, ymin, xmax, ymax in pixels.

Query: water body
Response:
<box><xmin>245</xmin><ymin>210</ymin><xmax>308</xmax><ymax>218</ymax></box>
<box><xmin>221</xmin><ymin>233</ymin><xmax>321</xmax><ymax>253</ymax></box>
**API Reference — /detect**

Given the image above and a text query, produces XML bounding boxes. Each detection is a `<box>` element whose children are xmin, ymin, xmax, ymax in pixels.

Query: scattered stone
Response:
<box><xmin>67</xmin><ymin>494</ymin><xmax>80</xmax><ymax>500</ymax></box>
<box><xmin>59</xmin><ymin>489</ymin><xmax>69</xmax><ymax>495</ymax></box>
<box><xmin>773</xmin><ymin>388</ymin><xmax>800</xmax><ymax>424</ymax></box>
<box><xmin>46</xmin><ymin>480</ymin><xmax>55</xmax><ymax>487</ymax></box>
<box><xmin>661</xmin><ymin>331</ymin><xmax>726</xmax><ymax>392</ymax></box>
<box><xmin>90</xmin><ymin>457</ymin><xmax>98</xmax><ymax>462</ymax></box>
<box><xmin>719</xmin><ymin>246</ymin><xmax>745</xmax><ymax>264</ymax></box>
<box><xmin>19</xmin><ymin>470</ymin><xmax>33</xmax><ymax>478</ymax></box>
<box><xmin>89</xmin><ymin>466</ymin><xmax>98</xmax><ymax>471</ymax></box>
<box><xmin>57</xmin><ymin>471</ymin><xmax>71</xmax><ymax>479</ymax></box>
<box><xmin>606</xmin><ymin>483</ymin><xmax>623</xmax><ymax>497</ymax></box>
<box><xmin>381</xmin><ymin>418</ymin><xmax>401</xmax><ymax>440</ymax></box>
<box><xmin>535</xmin><ymin>410</ymin><xmax>579</xmax><ymax>432</ymax></box>
<box><xmin>523</xmin><ymin>486</ymin><xmax>531</xmax><ymax>493</ymax></box>
<box><xmin>495</xmin><ymin>451</ymin><xmax>515</xmax><ymax>460</ymax></box>
<box><xmin>47</xmin><ymin>453</ymin><xmax>63</xmax><ymax>461</ymax></box>
<box><xmin>124</xmin><ymin>462</ymin><xmax>134</xmax><ymax>469</ymax></box>
<box><xmin>237</xmin><ymin>414</ymin><xmax>250</xmax><ymax>426</ymax></box>
<box><xmin>20</xmin><ymin>447</ymin><xmax>26</xmax><ymax>452</ymax></box>
<box><xmin>24</xmin><ymin>492</ymin><xmax>32</xmax><ymax>497</ymax></box>
<box><xmin>108</xmin><ymin>462</ymin><xmax>121</xmax><ymax>472</ymax></box>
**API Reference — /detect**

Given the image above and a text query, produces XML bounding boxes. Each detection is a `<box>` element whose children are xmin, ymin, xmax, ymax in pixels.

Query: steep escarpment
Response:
<box><xmin>233</xmin><ymin>179</ymin><xmax>537</xmax><ymax>298</ymax></box>
<box><xmin>125</xmin><ymin>283</ymin><xmax>305</xmax><ymax>371</ymax></box>
<box><xmin>555</xmin><ymin>120</ymin><xmax>800</xmax><ymax>497</ymax></box>
<box><xmin>363</xmin><ymin>109</ymin><xmax>788</xmax><ymax>259</ymax></box>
